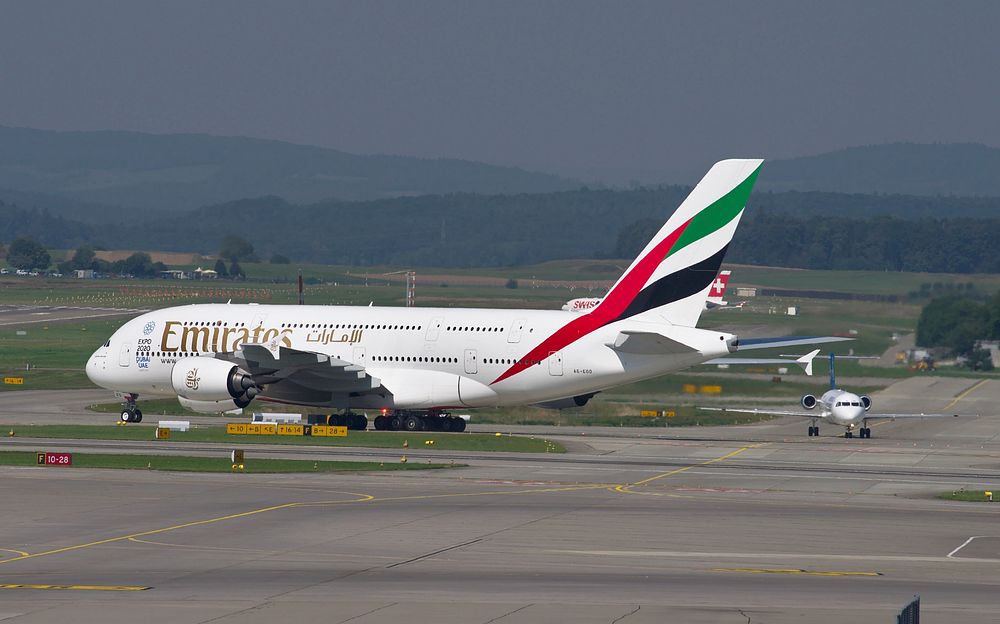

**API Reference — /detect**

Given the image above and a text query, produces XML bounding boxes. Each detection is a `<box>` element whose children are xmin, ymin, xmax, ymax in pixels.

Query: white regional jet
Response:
<box><xmin>86</xmin><ymin>159</ymin><xmax>842</xmax><ymax>432</ymax></box>
<box><xmin>700</xmin><ymin>353</ymin><xmax>962</xmax><ymax>438</ymax></box>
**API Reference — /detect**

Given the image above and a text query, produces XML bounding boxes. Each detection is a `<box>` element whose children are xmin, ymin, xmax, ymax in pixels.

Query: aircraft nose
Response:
<box><xmin>86</xmin><ymin>348</ymin><xmax>109</xmax><ymax>388</ymax></box>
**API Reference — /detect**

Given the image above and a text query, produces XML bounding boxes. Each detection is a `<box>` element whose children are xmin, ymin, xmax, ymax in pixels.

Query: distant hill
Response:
<box><xmin>0</xmin><ymin>126</ymin><xmax>579</xmax><ymax>217</ymax></box>
<box><xmin>761</xmin><ymin>143</ymin><xmax>1000</xmax><ymax>196</ymax></box>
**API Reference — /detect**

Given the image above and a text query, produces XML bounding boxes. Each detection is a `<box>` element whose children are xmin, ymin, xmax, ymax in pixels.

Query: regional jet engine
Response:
<box><xmin>800</xmin><ymin>394</ymin><xmax>817</xmax><ymax>410</ymax></box>
<box><xmin>860</xmin><ymin>395</ymin><xmax>872</xmax><ymax>411</ymax></box>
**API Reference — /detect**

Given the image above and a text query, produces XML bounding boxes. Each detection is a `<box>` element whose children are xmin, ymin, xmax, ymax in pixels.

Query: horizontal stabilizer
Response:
<box><xmin>606</xmin><ymin>330</ymin><xmax>698</xmax><ymax>355</ymax></box>
<box><xmin>735</xmin><ymin>336</ymin><xmax>852</xmax><ymax>351</ymax></box>
<box><xmin>704</xmin><ymin>349</ymin><xmax>820</xmax><ymax>375</ymax></box>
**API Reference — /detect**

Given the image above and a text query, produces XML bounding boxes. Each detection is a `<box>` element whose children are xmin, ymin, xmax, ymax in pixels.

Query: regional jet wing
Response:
<box><xmin>697</xmin><ymin>406</ymin><xmax>827</xmax><ymax>419</ymax></box>
<box><xmin>221</xmin><ymin>344</ymin><xmax>381</xmax><ymax>394</ymax></box>
<box><xmin>860</xmin><ymin>412</ymin><xmax>966</xmax><ymax>419</ymax></box>
<box><xmin>698</xmin><ymin>407</ymin><xmax>967</xmax><ymax>419</ymax></box>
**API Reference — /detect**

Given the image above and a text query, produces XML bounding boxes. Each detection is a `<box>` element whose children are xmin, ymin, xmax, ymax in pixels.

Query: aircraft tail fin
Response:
<box><xmin>593</xmin><ymin>159</ymin><xmax>763</xmax><ymax>328</ymax></box>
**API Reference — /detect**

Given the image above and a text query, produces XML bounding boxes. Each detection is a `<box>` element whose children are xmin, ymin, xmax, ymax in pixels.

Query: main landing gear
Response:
<box><xmin>326</xmin><ymin>412</ymin><xmax>368</xmax><ymax>431</ymax></box>
<box><xmin>807</xmin><ymin>423</ymin><xmax>820</xmax><ymax>437</ymax></box>
<box><xmin>120</xmin><ymin>394</ymin><xmax>143</xmax><ymax>423</ymax></box>
<box><xmin>373</xmin><ymin>410</ymin><xmax>467</xmax><ymax>433</ymax></box>
<box><xmin>845</xmin><ymin>427</ymin><xmax>872</xmax><ymax>439</ymax></box>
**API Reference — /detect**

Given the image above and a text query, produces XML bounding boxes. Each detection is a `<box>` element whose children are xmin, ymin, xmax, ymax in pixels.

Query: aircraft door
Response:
<box><xmin>507</xmin><ymin>319</ymin><xmax>526</xmax><ymax>343</ymax></box>
<box><xmin>548</xmin><ymin>351</ymin><xmax>563</xmax><ymax>376</ymax></box>
<box><xmin>425</xmin><ymin>317</ymin><xmax>443</xmax><ymax>341</ymax></box>
<box><xmin>118</xmin><ymin>343</ymin><xmax>132</xmax><ymax>367</ymax></box>
<box><xmin>464</xmin><ymin>349</ymin><xmax>478</xmax><ymax>374</ymax></box>
<box><xmin>353</xmin><ymin>346</ymin><xmax>366</xmax><ymax>365</ymax></box>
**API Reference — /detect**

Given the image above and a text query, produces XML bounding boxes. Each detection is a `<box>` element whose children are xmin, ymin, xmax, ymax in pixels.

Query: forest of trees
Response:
<box><xmin>916</xmin><ymin>293</ymin><xmax>1000</xmax><ymax>369</ymax></box>
<box><xmin>616</xmin><ymin>211</ymin><xmax>1000</xmax><ymax>273</ymax></box>
<box><xmin>6</xmin><ymin>188</ymin><xmax>1000</xmax><ymax>271</ymax></box>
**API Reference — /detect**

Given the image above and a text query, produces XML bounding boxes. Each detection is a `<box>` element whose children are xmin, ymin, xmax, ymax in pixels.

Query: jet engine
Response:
<box><xmin>177</xmin><ymin>396</ymin><xmax>244</xmax><ymax>414</ymax></box>
<box><xmin>860</xmin><ymin>395</ymin><xmax>872</xmax><ymax>411</ymax></box>
<box><xmin>800</xmin><ymin>394</ymin><xmax>817</xmax><ymax>410</ymax></box>
<box><xmin>533</xmin><ymin>392</ymin><xmax>598</xmax><ymax>410</ymax></box>
<box><xmin>171</xmin><ymin>357</ymin><xmax>259</xmax><ymax>408</ymax></box>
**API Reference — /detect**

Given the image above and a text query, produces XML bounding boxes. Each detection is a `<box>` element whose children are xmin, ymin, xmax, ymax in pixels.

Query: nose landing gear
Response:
<box><xmin>119</xmin><ymin>394</ymin><xmax>143</xmax><ymax>423</ymax></box>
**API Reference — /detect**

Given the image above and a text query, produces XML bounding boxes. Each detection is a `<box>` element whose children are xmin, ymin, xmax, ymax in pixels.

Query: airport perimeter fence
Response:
<box><xmin>896</xmin><ymin>594</ymin><xmax>919</xmax><ymax>624</ymax></box>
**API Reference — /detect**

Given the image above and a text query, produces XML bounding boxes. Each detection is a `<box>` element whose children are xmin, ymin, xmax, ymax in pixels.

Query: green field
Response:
<box><xmin>937</xmin><ymin>489</ymin><xmax>1000</xmax><ymax>503</ymax></box>
<box><xmin>0</xmin><ymin>451</ymin><xmax>455</xmax><ymax>473</ymax></box>
<box><xmin>5</xmin><ymin>425</ymin><xmax>565</xmax><ymax>453</ymax></box>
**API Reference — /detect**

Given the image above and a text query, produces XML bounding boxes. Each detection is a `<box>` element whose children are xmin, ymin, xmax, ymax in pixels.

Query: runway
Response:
<box><xmin>1</xmin><ymin>378</ymin><xmax>999</xmax><ymax>622</ymax></box>
<box><xmin>0</xmin><ymin>304</ymin><xmax>144</xmax><ymax>327</ymax></box>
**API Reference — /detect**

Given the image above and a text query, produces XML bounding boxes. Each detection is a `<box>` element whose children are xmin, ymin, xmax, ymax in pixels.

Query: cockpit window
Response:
<box><xmin>104</xmin><ymin>340</ymin><xmax>111</xmax><ymax>347</ymax></box>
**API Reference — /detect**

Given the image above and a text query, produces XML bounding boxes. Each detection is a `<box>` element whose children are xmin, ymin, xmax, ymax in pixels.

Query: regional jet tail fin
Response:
<box><xmin>592</xmin><ymin>159</ymin><xmax>763</xmax><ymax>329</ymax></box>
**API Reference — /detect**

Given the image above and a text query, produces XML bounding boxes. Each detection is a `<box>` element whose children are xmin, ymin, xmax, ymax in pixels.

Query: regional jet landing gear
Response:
<box><xmin>373</xmin><ymin>410</ymin><xmax>467</xmax><ymax>433</ymax></box>
<box><xmin>807</xmin><ymin>421</ymin><xmax>819</xmax><ymax>437</ymax></box>
<box><xmin>119</xmin><ymin>393</ymin><xmax>143</xmax><ymax>423</ymax></box>
<box><xmin>844</xmin><ymin>425</ymin><xmax>871</xmax><ymax>439</ymax></box>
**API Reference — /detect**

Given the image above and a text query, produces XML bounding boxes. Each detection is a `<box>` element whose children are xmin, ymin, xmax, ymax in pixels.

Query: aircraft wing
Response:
<box><xmin>735</xmin><ymin>336</ymin><xmax>853</xmax><ymax>351</ymax></box>
<box><xmin>220</xmin><ymin>344</ymin><xmax>381</xmax><ymax>400</ymax></box>
<box><xmin>862</xmin><ymin>413</ymin><xmax>965</xmax><ymax>420</ymax></box>
<box><xmin>697</xmin><ymin>406</ymin><xmax>826</xmax><ymax>419</ymax></box>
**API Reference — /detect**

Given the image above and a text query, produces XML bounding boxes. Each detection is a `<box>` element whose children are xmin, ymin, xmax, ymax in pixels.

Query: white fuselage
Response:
<box><xmin>816</xmin><ymin>389</ymin><xmax>867</xmax><ymax>428</ymax></box>
<box><xmin>87</xmin><ymin>303</ymin><xmax>734</xmax><ymax>410</ymax></box>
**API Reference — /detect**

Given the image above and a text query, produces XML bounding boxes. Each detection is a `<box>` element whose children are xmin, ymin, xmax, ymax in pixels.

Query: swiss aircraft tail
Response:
<box><xmin>594</xmin><ymin>159</ymin><xmax>763</xmax><ymax>328</ymax></box>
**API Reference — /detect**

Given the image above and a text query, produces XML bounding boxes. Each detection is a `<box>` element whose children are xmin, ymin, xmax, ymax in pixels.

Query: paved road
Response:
<box><xmin>1</xmin><ymin>376</ymin><xmax>1000</xmax><ymax>622</ymax></box>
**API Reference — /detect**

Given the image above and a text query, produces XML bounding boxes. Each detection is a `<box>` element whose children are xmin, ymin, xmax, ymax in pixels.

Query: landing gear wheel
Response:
<box><xmin>133</xmin><ymin>409</ymin><xmax>143</xmax><ymax>423</ymax></box>
<box><xmin>374</xmin><ymin>415</ymin><xmax>388</xmax><ymax>430</ymax></box>
<box><xmin>121</xmin><ymin>410</ymin><xmax>132</xmax><ymax>423</ymax></box>
<box><xmin>860</xmin><ymin>427</ymin><xmax>871</xmax><ymax>438</ymax></box>
<box><xmin>440</xmin><ymin>417</ymin><xmax>454</xmax><ymax>432</ymax></box>
<box><xmin>389</xmin><ymin>415</ymin><xmax>403</xmax><ymax>431</ymax></box>
<box><xmin>403</xmin><ymin>415</ymin><xmax>423</xmax><ymax>432</ymax></box>
<box><xmin>355</xmin><ymin>414</ymin><xmax>368</xmax><ymax>431</ymax></box>
<box><xmin>453</xmin><ymin>417</ymin><xmax>467</xmax><ymax>432</ymax></box>
<box><xmin>845</xmin><ymin>431</ymin><xmax>854</xmax><ymax>438</ymax></box>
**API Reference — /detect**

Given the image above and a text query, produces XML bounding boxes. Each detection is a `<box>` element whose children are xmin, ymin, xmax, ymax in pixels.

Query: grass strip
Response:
<box><xmin>3</xmin><ymin>425</ymin><xmax>565</xmax><ymax>453</ymax></box>
<box><xmin>938</xmin><ymin>489</ymin><xmax>1000</xmax><ymax>503</ymax></box>
<box><xmin>0</xmin><ymin>450</ymin><xmax>457</xmax><ymax>473</ymax></box>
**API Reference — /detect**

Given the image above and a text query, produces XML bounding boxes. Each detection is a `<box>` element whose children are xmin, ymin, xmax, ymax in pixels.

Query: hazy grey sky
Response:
<box><xmin>2</xmin><ymin>1</ymin><xmax>998</xmax><ymax>183</ymax></box>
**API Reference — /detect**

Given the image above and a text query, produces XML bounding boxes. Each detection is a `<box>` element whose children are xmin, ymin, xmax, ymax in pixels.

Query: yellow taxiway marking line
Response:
<box><xmin>0</xmin><ymin>483</ymin><xmax>620</xmax><ymax>568</ymax></box>
<box><xmin>713</xmin><ymin>567</ymin><xmax>880</xmax><ymax>577</ymax></box>
<box><xmin>0</xmin><ymin>548</ymin><xmax>29</xmax><ymax>557</ymax></box>
<box><xmin>613</xmin><ymin>445</ymin><xmax>756</xmax><ymax>494</ymax></box>
<box><xmin>0</xmin><ymin>492</ymin><xmax>375</xmax><ymax>567</ymax></box>
<box><xmin>0</xmin><ymin>583</ymin><xmax>149</xmax><ymax>591</ymax></box>
<box><xmin>945</xmin><ymin>379</ymin><xmax>989</xmax><ymax>411</ymax></box>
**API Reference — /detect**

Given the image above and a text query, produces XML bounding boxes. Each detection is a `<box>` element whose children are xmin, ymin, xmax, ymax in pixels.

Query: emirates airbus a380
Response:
<box><xmin>86</xmin><ymin>159</ymin><xmax>838</xmax><ymax>432</ymax></box>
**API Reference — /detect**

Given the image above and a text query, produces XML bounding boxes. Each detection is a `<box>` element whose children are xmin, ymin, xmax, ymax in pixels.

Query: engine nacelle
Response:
<box><xmin>800</xmin><ymin>394</ymin><xmax>817</xmax><ymax>410</ymax></box>
<box><xmin>171</xmin><ymin>357</ymin><xmax>259</xmax><ymax>404</ymax></box>
<box><xmin>177</xmin><ymin>396</ymin><xmax>244</xmax><ymax>414</ymax></box>
<box><xmin>860</xmin><ymin>395</ymin><xmax>872</xmax><ymax>411</ymax></box>
<box><xmin>533</xmin><ymin>392</ymin><xmax>598</xmax><ymax>410</ymax></box>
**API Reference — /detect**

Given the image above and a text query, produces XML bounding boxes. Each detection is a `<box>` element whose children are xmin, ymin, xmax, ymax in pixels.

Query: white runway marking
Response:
<box><xmin>948</xmin><ymin>535</ymin><xmax>989</xmax><ymax>558</ymax></box>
